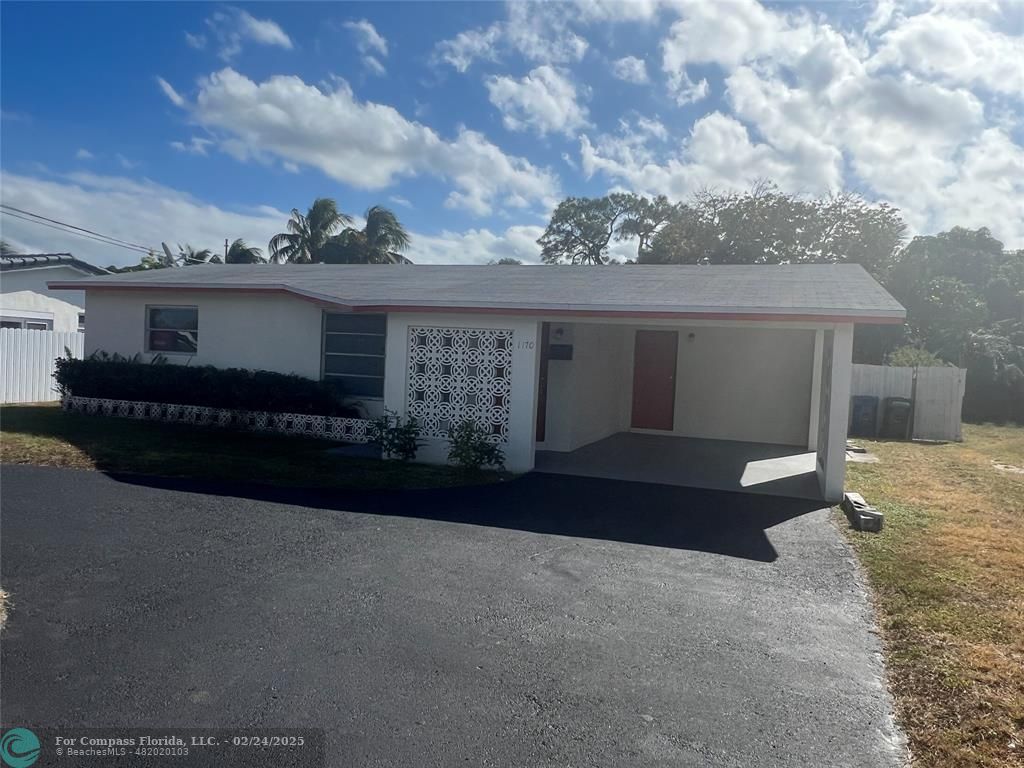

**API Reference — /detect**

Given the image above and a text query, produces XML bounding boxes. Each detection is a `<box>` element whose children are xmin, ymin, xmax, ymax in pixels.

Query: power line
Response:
<box><xmin>0</xmin><ymin>203</ymin><xmax>155</xmax><ymax>251</ymax></box>
<box><xmin>0</xmin><ymin>209</ymin><xmax>154</xmax><ymax>255</ymax></box>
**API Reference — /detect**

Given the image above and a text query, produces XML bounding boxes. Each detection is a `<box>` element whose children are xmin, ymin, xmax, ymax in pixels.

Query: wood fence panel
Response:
<box><xmin>850</xmin><ymin>363</ymin><xmax>965</xmax><ymax>442</ymax></box>
<box><xmin>913</xmin><ymin>366</ymin><xmax>967</xmax><ymax>441</ymax></box>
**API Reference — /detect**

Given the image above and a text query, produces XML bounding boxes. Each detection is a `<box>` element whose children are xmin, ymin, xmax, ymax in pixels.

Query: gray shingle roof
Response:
<box><xmin>2</xmin><ymin>253</ymin><xmax>109</xmax><ymax>275</ymax></box>
<box><xmin>49</xmin><ymin>263</ymin><xmax>905</xmax><ymax>322</ymax></box>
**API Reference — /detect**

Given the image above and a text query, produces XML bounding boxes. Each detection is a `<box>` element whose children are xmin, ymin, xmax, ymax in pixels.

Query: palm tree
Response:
<box><xmin>225</xmin><ymin>239</ymin><xmax>266</xmax><ymax>264</ymax></box>
<box><xmin>269</xmin><ymin>198</ymin><xmax>352</xmax><ymax>263</ymax></box>
<box><xmin>177</xmin><ymin>244</ymin><xmax>218</xmax><ymax>265</ymax></box>
<box><xmin>326</xmin><ymin>206</ymin><xmax>411</xmax><ymax>264</ymax></box>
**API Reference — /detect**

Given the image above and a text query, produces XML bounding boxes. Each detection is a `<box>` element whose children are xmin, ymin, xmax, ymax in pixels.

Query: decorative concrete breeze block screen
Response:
<box><xmin>407</xmin><ymin>326</ymin><xmax>513</xmax><ymax>441</ymax></box>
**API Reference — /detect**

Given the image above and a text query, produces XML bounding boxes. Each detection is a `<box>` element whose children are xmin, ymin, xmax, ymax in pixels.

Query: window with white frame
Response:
<box><xmin>146</xmin><ymin>306</ymin><xmax>198</xmax><ymax>354</ymax></box>
<box><xmin>322</xmin><ymin>313</ymin><xmax>386</xmax><ymax>398</ymax></box>
<box><xmin>0</xmin><ymin>317</ymin><xmax>53</xmax><ymax>330</ymax></box>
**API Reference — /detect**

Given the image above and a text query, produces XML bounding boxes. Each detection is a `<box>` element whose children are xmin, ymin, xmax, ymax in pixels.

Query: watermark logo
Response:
<box><xmin>0</xmin><ymin>729</ymin><xmax>40</xmax><ymax>768</ymax></box>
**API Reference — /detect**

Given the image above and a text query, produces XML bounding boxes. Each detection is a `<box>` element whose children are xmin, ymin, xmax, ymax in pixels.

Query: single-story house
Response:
<box><xmin>2</xmin><ymin>253</ymin><xmax>109</xmax><ymax>331</ymax></box>
<box><xmin>51</xmin><ymin>264</ymin><xmax>905</xmax><ymax>501</ymax></box>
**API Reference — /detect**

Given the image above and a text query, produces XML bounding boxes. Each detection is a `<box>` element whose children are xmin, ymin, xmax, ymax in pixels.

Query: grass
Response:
<box><xmin>842</xmin><ymin>423</ymin><xmax>1024</xmax><ymax>768</ymax></box>
<box><xmin>0</xmin><ymin>404</ymin><xmax>504</xmax><ymax>491</ymax></box>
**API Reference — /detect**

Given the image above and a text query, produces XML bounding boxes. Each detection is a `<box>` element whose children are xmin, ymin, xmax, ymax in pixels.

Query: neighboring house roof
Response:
<box><xmin>49</xmin><ymin>263</ymin><xmax>906</xmax><ymax>323</ymax></box>
<box><xmin>1</xmin><ymin>253</ymin><xmax>110</xmax><ymax>276</ymax></box>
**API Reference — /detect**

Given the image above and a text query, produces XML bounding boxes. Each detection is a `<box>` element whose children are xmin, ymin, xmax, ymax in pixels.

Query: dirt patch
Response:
<box><xmin>991</xmin><ymin>460</ymin><xmax>1024</xmax><ymax>475</ymax></box>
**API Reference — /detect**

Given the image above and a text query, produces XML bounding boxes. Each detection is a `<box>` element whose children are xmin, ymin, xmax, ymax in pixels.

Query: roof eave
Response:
<box><xmin>48</xmin><ymin>280</ymin><xmax>905</xmax><ymax>324</ymax></box>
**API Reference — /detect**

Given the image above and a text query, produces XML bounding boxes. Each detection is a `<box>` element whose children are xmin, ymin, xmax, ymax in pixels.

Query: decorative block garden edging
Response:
<box><xmin>62</xmin><ymin>395</ymin><xmax>373</xmax><ymax>443</ymax></box>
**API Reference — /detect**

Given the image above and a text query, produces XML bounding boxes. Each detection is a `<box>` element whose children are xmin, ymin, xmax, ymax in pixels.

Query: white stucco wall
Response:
<box><xmin>383</xmin><ymin>312</ymin><xmax>541</xmax><ymax>473</ymax></box>
<box><xmin>540</xmin><ymin>323</ymin><xmax>631</xmax><ymax>452</ymax></box>
<box><xmin>542</xmin><ymin>322</ymin><xmax>816</xmax><ymax>451</ymax></box>
<box><xmin>663</xmin><ymin>325</ymin><xmax>816</xmax><ymax>446</ymax></box>
<box><xmin>3</xmin><ymin>265</ymin><xmax>89</xmax><ymax>309</ymax></box>
<box><xmin>817</xmin><ymin>323</ymin><xmax>853</xmax><ymax>502</ymax></box>
<box><xmin>0</xmin><ymin>290</ymin><xmax>82</xmax><ymax>331</ymax></box>
<box><xmin>83</xmin><ymin>289</ymin><xmax>324</xmax><ymax>379</ymax></box>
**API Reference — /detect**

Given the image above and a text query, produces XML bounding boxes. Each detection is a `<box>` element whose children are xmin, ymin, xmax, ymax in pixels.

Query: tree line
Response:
<box><xmin>536</xmin><ymin>183</ymin><xmax>1023</xmax><ymax>423</ymax></box>
<box><xmin>111</xmin><ymin>198</ymin><xmax>411</xmax><ymax>270</ymax></box>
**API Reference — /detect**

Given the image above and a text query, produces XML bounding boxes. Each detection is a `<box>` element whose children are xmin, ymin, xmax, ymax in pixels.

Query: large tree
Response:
<box><xmin>642</xmin><ymin>183</ymin><xmax>906</xmax><ymax>275</ymax></box>
<box><xmin>177</xmin><ymin>244</ymin><xmax>219</xmax><ymax>265</ymax></box>
<box><xmin>224</xmin><ymin>239</ymin><xmax>265</xmax><ymax>264</ymax></box>
<box><xmin>538</xmin><ymin>193</ymin><xmax>635</xmax><ymax>264</ymax></box>
<box><xmin>324</xmin><ymin>206</ymin><xmax>411</xmax><ymax>264</ymax></box>
<box><xmin>269</xmin><ymin>198</ymin><xmax>353</xmax><ymax>264</ymax></box>
<box><xmin>617</xmin><ymin>194</ymin><xmax>678</xmax><ymax>261</ymax></box>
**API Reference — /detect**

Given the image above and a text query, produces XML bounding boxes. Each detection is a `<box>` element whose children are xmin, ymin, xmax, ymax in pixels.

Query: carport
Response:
<box><xmin>531</xmin><ymin>270</ymin><xmax>903</xmax><ymax>503</ymax></box>
<box><xmin>535</xmin><ymin>433</ymin><xmax>820</xmax><ymax>499</ymax></box>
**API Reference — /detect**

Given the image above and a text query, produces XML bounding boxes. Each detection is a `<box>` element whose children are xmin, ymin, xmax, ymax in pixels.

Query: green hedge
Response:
<box><xmin>54</xmin><ymin>357</ymin><xmax>358</xmax><ymax>417</ymax></box>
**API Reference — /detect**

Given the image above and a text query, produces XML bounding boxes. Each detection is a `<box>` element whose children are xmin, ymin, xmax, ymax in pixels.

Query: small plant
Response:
<box><xmin>447</xmin><ymin>419</ymin><xmax>505</xmax><ymax>471</ymax></box>
<box><xmin>369</xmin><ymin>409</ymin><xmax>423</xmax><ymax>461</ymax></box>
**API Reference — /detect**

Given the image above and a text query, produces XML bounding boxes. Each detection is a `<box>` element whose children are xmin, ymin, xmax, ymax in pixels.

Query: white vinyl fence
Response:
<box><xmin>851</xmin><ymin>364</ymin><xmax>967</xmax><ymax>441</ymax></box>
<box><xmin>1</xmin><ymin>328</ymin><xmax>84</xmax><ymax>404</ymax></box>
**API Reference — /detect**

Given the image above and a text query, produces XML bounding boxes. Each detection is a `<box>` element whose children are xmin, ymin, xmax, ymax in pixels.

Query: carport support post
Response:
<box><xmin>807</xmin><ymin>329</ymin><xmax>824</xmax><ymax>451</ymax></box>
<box><xmin>821</xmin><ymin>324</ymin><xmax>853</xmax><ymax>502</ymax></box>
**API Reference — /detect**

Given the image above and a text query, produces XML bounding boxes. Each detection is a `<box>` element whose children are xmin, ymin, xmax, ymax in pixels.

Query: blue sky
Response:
<box><xmin>2</xmin><ymin>1</ymin><xmax>1022</xmax><ymax>267</ymax></box>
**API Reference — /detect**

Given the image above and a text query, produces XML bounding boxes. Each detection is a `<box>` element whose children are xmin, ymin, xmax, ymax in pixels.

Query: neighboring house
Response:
<box><xmin>1</xmin><ymin>253</ymin><xmax>109</xmax><ymax>331</ymax></box>
<box><xmin>51</xmin><ymin>264</ymin><xmax>905</xmax><ymax>501</ymax></box>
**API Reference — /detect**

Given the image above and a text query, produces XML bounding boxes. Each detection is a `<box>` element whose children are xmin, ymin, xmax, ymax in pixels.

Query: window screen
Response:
<box><xmin>147</xmin><ymin>306</ymin><xmax>198</xmax><ymax>354</ymax></box>
<box><xmin>323</xmin><ymin>313</ymin><xmax>386</xmax><ymax>397</ymax></box>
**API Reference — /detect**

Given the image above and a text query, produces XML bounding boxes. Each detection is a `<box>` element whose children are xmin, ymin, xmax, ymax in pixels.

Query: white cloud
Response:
<box><xmin>0</xmin><ymin>171</ymin><xmax>285</xmax><ymax>266</ymax></box>
<box><xmin>0</xmin><ymin>170</ymin><xmax>549</xmax><ymax>267</ymax></box>
<box><xmin>363</xmin><ymin>55</ymin><xmax>386</xmax><ymax>77</ymax></box>
<box><xmin>343</xmin><ymin>19</ymin><xmax>389</xmax><ymax>76</ymax></box>
<box><xmin>167</xmin><ymin>68</ymin><xmax>558</xmax><ymax>216</ymax></box>
<box><xmin>570</xmin><ymin>0</ymin><xmax>1024</xmax><ymax>246</ymax></box>
<box><xmin>197</xmin><ymin>7</ymin><xmax>292</xmax><ymax>61</ymax></box>
<box><xmin>611</xmin><ymin>56</ymin><xmax>649</xmax><ymax>84</ymax></box>
<box><xmin>156</xmin><ymin>77</ymin><xmax>185</xmax><ymax>107</ymax></box>
<box><xmin>115</xmin><ymin>154</ymin><xmax>138</xmax><ymax>170</ymax></box>
<box><xmin>434</xmin><ymin>3</ymin><xmax>587</xmax><ymax>72</ymax></box>
<box><xmin>75</xmin><ymin>148</ymin><xmax>94</xmax><ymax>160</ymax></box>
<box><xmin>486</xmin><ymin>66</ymin><xmax>590</xmax><ymax>137</ymax></box>
<box><xmin>870</xmin><ymin>5</ymin><xmax>1024</xmax><ymax>96</ymax></box>
<box><xmin>412</xmin><ymin>225</ymin><xmax>545</xmax><ymax>264</ymax></box>
<box><xmin>582</xmin><ymin>111</ymin><xmax>806</xmax><ymax>199</ymax></box>
<box><xmin>389</xmin><ymin>195</ymin><xmax>413</xmax><ymax>208</ymax></box>
<box><xmin>170</xmin><ymin>137</ymin><xmax>214</xmax><ymax>156</ymax></box>
<box><xmin>343</xmin><ymin>19</ymin><xmax>388</xmax><ymax>56</ymax></box>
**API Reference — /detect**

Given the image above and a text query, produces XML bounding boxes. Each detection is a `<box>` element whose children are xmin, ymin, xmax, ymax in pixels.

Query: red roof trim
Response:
<box><xmin>355</xmin><ymin>304</ymin><xmax>904</xmax><ymax>324</ymax></box>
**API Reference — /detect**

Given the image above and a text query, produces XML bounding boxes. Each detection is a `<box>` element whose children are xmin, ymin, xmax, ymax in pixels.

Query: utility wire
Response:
<box><xmin>0</xmin><ymin>209</ymin><xmax>154</xmax><ymax>255</ymax></box>
<box><xmin>0</xmin><ymin>203</ymin><xmax>155</xmax><ymax>251</ymax></box>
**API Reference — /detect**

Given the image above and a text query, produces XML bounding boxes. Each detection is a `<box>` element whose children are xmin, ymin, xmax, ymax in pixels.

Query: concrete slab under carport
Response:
<box><xmin>535</xmin><ymin>432</ymin><xmax>822</xmax><ymax>499</ymax></box>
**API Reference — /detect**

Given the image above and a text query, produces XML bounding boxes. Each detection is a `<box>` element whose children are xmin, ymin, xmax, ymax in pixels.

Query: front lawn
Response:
<box><xmin>0</xmin><ymin>405</ymin><xmax>502</xmax><ymax>490</ymax></box>
<box><xmin>843</xmin><ymin>423</ymin><xmax>1023</xmax><ymax>768</ymax></box>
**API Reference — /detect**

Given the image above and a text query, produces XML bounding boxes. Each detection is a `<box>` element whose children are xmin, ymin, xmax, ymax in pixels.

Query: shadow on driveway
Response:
<box><xmin>105</xmin><ymin>470</ymin><xmax>824</xmax><ymax>562</ymax></box>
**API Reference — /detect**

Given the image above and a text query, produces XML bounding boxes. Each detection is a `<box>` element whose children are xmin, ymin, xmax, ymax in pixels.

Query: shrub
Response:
<box><xmin>53</xmin><ymin>353</ymin><xmax>358</xmax><ymax>416</ymax></box>
<box><xmin>884</xmin><ymin>345</ymin><xmax>948</xmax><ymax>368</ymax></box>
<box><xmin>369</xmin><ymin>409</ymin><xmax>422</xmax><ymax>461</ymax></box>
<box><xmin>447</xmin><ymin>420</ymin><xmax>505</xmax><ymax>471</ymax></box>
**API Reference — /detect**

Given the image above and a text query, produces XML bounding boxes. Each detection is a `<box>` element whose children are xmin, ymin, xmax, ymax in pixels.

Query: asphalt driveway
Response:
<box><xmin>0</xmin><ymin>465</ymin><xmax>905</xmax><ymax>767</ymax></box>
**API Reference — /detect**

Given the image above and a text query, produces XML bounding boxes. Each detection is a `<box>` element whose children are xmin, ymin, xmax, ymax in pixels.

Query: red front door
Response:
<box><xmin>631</xmin><ymin>330</ymin><xmax>678</xmax><ymax>430</ymax></box>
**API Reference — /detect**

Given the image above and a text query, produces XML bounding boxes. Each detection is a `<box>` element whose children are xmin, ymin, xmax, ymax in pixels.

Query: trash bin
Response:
<box><xmin>849</xmin><ymin>396</ymin><xmax>879</xmax><ymax>438</ymax></box>
<box><xmin>880</xmin><ymin>397</ymin><xmax>912</xmax><ymax>439</ymax></box>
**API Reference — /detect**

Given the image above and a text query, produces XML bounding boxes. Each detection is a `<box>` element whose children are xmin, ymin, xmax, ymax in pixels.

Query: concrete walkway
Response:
<box><xmin>536</xmin><ymin>432</ymin><xmax>821</xmax><ymax>499</ymax></box>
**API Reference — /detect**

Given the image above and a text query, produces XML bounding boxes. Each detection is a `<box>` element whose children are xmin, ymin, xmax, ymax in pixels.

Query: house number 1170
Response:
<box><xmin>517</xmin><ymin>340</ymin><xmax>535</xmax><ymax>350</ymax></box>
